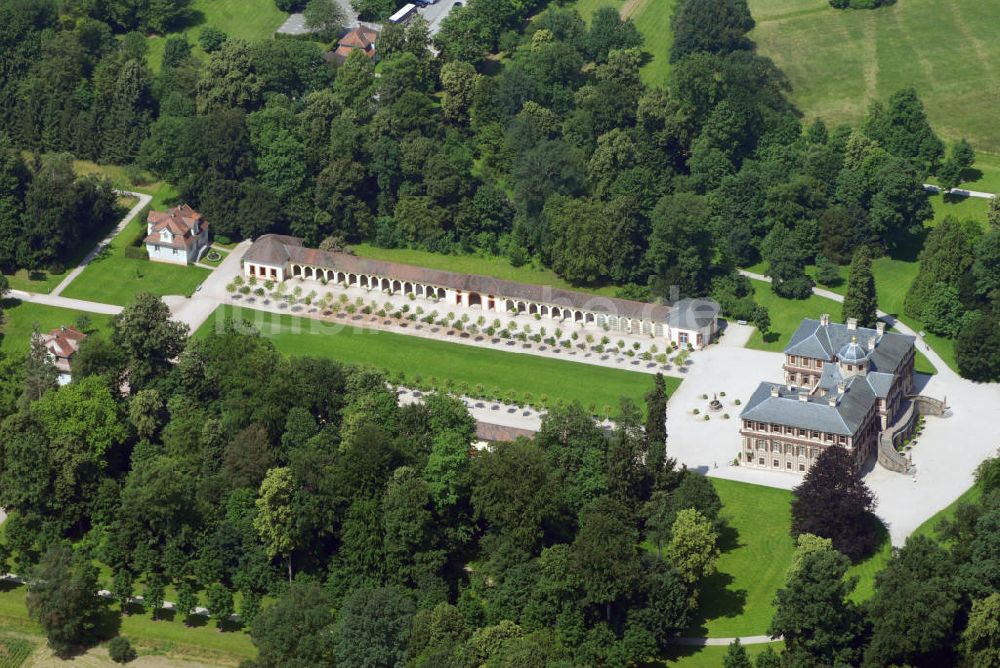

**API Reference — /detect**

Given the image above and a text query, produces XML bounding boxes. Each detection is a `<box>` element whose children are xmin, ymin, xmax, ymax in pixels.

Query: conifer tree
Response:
<box><xmin>23</xmin><ymin>324</ymin><xmax>58</xmax><ymax>403</ymax></box>
<box><xmin>645</xmin><ymin>373</ymin><xmax>668</xmax><ymax>472</ymax></box>
<box><xmin>842</xmin><ymin>246</ymin><xmax>878</xmax><ymax>328</ymax></box>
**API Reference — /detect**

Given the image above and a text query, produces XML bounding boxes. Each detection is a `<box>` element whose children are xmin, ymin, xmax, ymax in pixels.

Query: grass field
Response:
<box><xmin>748</xmin><ymin>0</ymin><xmax>1000</xmax><ymax>154</ymax></box>
<box><xmin>0</xmin><ymin>301</ymin><xmax>114</xmax><ymax>357</ymax></box>
<box><xmin>660</xmin><ymin>641</ymin><xmax>784</xmax><ymax>666</ymax></box>
<box><xmin>146</xmin><ymin>0</ymin><xmax>289</xmax><ymax>72</ymax></box>
<box><xmin>570</xmin><ymin>0</ymin><xmax>677</xmax><ymax>86</ymax></box>
<box><xmin>351</xmin><ymin>244</ymin><xmax>621</xmax><ymax>298</ymax></box>
<box><xmin>686</xmin><ymin>480</ymin><xmax>796</xmax><ymax>637</ymax></box>
<box><xmin>200</xmin><ymin>304</ymin><xmax>672</xmax><ymax>411</ymax></box>
<box><xmin>744</xmin><ymin>279</ymin><xmax>843</xmax><ymax>352</ymax></box>
<box><xmin>688</xmin><ymin>480</ymin><xmax>891</xmax><ymax>637</ymax></box>
<box><xmin>60</xmin><ymin>212</ymin><xmax>210</xmax><ymax>306</ymax></box>
<box><xmin>0</xmin><ymin>586</ymin><xmax>253</xmax><ymax>666</ymax></box>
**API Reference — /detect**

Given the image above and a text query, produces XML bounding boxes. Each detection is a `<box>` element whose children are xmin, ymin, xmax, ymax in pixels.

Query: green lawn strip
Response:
<box><xmin>146</xmin><ymin>0</ymin><xmax>289</xmax><ymax>72</ymax></box>
<box><xmin>201</xmin><ymin>305</ymin><xmax>668</xmax><ymax>411</ymax></box>
<box><xmin>745</xmin><ymin>279</ymin><xmax>843</xmax><ymax>352</ymax></box>
<box><xmin>659</xmin><ymin>641</ymin><xmax>785</xmax><ymax>666</ymax></box>
<box><xmin>845</xmin><ymin>517</ymin><xmax>891</xmax><ymax>601</ymax></box>
<box><xmin>60</xmin><ymin>212</ymin><xmax>210</xmax><ymax>306</ymax></box>
<box><xmin>0</xmin><ymin>301</ymin><xmax>114</xmax><ymax>356</ymax></box>
<box><xmin>569</xmin><ymin>0</ymin><xmax>677</xmax><ymax>86</ymax></box>
<box><xmin>0</xmin><ymin>586</ymin><xmax>254</xmax><ymax>664</ymax></box>
<box><xmin>911</xmin><ymin>482</ymin><xmax>983</xmax><ymax>542</ymax></box>
<box><xmin>350</xmin><ymin>243</ymin><xmax>621</xmax><ymax>298</ymax></box>
<box><xmin>685</xmin><ymin>480</ymin><xmax>795</xmax><ymax>637</ymax></box>
<box><xmin>200</xmin><ymin>248</ymin><xmax>230</xmax><ymax>267</ymax></box>
<box><xmin>748</xmin><ymin>0</ymin><xmax>1000</xmax><ymax>153</ymax></box>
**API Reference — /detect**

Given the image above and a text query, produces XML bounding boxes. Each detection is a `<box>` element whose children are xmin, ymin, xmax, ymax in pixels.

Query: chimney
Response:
<box><xmin>828</xmin><ymin>396</ymin><xmax>838</xmax><ymax>406</ymax></box>
<box><xmin>868</xmin><ymin>336</ymin><xmax>876</xmax><ymax>351</ymax></box>
<box><xmin>770</xmin><ymin>386</ymin><xmax>780</xmax><ymax>397</ymax></box>
<box><xmin>837</xmin><ymin>382</ymin><xmax>846</xmax><ymax>394</ymax></box>
<box><xmin>876</xmin><ymin>321</ymin><xmax>885</xmax><ymax>336</ymax></box>
<box><xmin>820</xmin><ymin>313</ymin><xmax>830</xmax><ymax>327</ymax></box>
<box><xmin>847</xmin><ymin>318</ymin><xmax>857</xmax><ymax>330</ymax></box>
<box><xmin>798</xmin><ymin>393</ymin><xmax>808</xmax><ymax>402</ymax></box>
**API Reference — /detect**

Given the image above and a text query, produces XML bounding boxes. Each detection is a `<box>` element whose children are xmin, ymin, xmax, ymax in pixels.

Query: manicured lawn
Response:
<box><xmin>744</xmin><ymin>279</ymin><xmax>843</xmax><ymax>352</ymax></box>
<box><xmin>911</xmin><ymin>481</ymin><xmax>983</xmax><ymax>542</ymax></box>
<box><xmin>0</xmin><ymin>301</ymin><xmax>113</xmax><ymax>356</ymax></box>
<box><xmin>146</xmin><ymin>0</ymin><xmax>289</xmax><ymax>71</ymax></box>
<box><xmin>351</xmin><ymin>244</ymin><xmax>621</xmax><ymax>298</ymax></box>
<box><xmin>686</xmin><ymin>479</ymin><xmax>796</xmax><ymax>637</ymax></box>
<box><xmin>60</xmin><ymin>213</ymin><xmax>210</xmax><ymax>306</ymax></box>
<box><xmin>687</xmin><ymin>480</ymin><xmax>892</xmax><ymax>637</ymax></box>
<box><xmin>749</xmin><ymin>0</ymin><xmax>1000</xmax><ymax>154</ymax></box>
<box><xmin>200</xmin><ymin>305</ymin><xmax>672</xmax><ymax>411</ymax></box>
<box><xmin>659</xmin><ymin>641</ymin><xmax>784</xmax><ymax>666</ymax></box>
<box><xmin>570</xmin><ymin>0</ymin><xmax>678</xmax><ymax>86</ymax></box>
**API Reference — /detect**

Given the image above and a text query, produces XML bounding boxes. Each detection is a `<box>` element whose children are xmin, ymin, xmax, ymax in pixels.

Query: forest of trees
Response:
<box><xmin>3</xmin><ymin>0</ymin><xmax>997</xmax><ymax>378</ymax></box>
<box><xmin>0</xmin><ymin>291</ymin><xmax>727</xmax><ymax>664</ymax></box>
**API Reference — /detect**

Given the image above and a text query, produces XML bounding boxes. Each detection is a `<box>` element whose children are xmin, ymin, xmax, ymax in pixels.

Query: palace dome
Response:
<box><xmin>838</xmin><ymin>337</ymin><xmax>868</xmax><ymax>363</ymax></box>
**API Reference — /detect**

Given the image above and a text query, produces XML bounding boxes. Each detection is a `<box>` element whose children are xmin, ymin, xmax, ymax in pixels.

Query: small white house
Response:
<box><xmin>144</xmin><ymin>204</ymin><xmax>209</xmax><ymax>265</ymax></box>
<box><xmin>40</xmin><ymin>325</ymin><xmax>87</xmax><ymax>385</ymax></box>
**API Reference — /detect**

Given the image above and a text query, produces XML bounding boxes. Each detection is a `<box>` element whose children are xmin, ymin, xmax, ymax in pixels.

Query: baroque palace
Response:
<box><xmin>739</xmin><ymin>314</ymin><xmax>944</xmax><ymax>475</ymax></box>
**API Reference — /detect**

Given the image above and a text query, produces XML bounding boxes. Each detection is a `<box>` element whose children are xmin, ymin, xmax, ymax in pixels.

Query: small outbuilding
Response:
<box><xmin>41</xmin><ymin>325</ymin><xmax>87</xmax><ymax>385</ymax></box>
<box><xmin>145</xmin><ymin>204</ymin><xmax>210</xmax><ymax>265</ymax></box>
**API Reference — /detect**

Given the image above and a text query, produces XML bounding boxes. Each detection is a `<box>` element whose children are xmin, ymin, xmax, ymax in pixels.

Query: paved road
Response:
<box><xmin>923</xmin><ymin>183</ymin><xmax>996</xmax><ymax>199</ymax></box>
<box><xmin>672</xmin><ymin>635</ymin><xmax>779</xmax><ymax>647</ymax></box>
<box><xmin>8</xmin><ymin>289</ymin><xmax>123</xmax><ymax>315</ymax></box>
<box><xmin>51</xmin><ymin>191</ymin><xmax>152</xmax><ymax>297</ymax></box>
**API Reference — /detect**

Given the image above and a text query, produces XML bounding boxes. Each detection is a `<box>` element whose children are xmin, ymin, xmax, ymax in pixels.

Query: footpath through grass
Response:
<box><xmin>749</xmin><ymin>0</ymin><xmax>1000</xmax><ymax>153</ymax></box>
<box><xmin>201</xmin><ymin>304</ymin><xmax>670</xmax><ymax>411</ymax></box>
<box><xmin>60</xmin><ymin>212</ymin><xmax>210</xmax><ymax>306</ymax></box>
<box><xmin>0</xmin><ymin>585</ymin><xmax>254</xmax><ymax>666</ymax></box>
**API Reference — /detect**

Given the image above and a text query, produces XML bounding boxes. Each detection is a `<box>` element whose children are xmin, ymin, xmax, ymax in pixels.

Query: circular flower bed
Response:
<box><xmin>205</xmin><ymin>250</ymin><xmax>222</xmax><ymax>262</ymax></box>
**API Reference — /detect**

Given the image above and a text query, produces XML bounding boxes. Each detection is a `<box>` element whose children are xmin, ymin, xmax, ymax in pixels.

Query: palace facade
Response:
<box><xmin>242</xmin><ymin>234</ymin><xmax>720</xmax><ymax>348</ymax></box>
<box><xmin>739</xmin><ymin>314</ymin><xmax>919</xmax><ymax>474</ymax></box>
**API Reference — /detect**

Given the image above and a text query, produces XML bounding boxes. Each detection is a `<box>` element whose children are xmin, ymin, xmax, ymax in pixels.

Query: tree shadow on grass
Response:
<box><xmin>684</xmin><ymin>571</ymin><xmax>748</xmax><ymax>636</ymax></box>
<box><xmin>684</xmin><ymin>522</ymin><xmax>748</xmax><ymax>635</ymax></box>
<box><xmin>960</xmin><ymin>167</ymin><xmax>983</xmax><ymax>184</ymax></box>
<box><xmin>887</xmin><ymin>225</ymin><xmax>929</xmax><ymax>263</ymax></box>
<box><xmin>94</xmin><ymin>603</ymin><xmax>123</xmax><ymax>643</ymax></box>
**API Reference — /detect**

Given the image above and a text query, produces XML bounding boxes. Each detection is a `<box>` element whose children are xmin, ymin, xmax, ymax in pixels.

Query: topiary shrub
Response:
<box><xmin>109</xmin><ymin>636</ymin><xmax>137</xmax><ymax>663</ymax></box>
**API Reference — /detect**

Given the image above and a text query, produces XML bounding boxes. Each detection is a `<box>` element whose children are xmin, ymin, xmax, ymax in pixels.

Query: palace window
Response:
<box><xmin>773</xmin><ymin>460</ymin><xmax>780</xmax><ymax>468</ymax></box>
<box><xmin>787</xmin><ymin>461</ymin><xmax>792</xmax><ymax>469</ymax></box>
<box><xmin>679</xmin><ymin>332</ymin><xmax>689</xmax><ymax>344</ymax></box>
<box><xmin>799</xmin><ymin>464</ymin><xmax>805</xmax><ymax>471</ymax></box>
<box><xmin>759</xmin><ymin>458</ymin><xmax>765</xmax><ymax>465</ymax></box>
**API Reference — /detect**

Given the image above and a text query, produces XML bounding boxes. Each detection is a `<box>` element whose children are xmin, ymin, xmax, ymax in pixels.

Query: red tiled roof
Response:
<box><xmin>145</xmin><ymin>204</ymin><xmax>208</xmax><ymax>249</ymax></box>
<box><xmin>339</xmin><ymin>25</ymin><xmax>377</xmax><ymax>50</ymax></box>
<box><xmin>475</xmin><ymin>422</ymin><xmax>536</xmax><ymax>443</ymax></box>
<box><xmin>42</xmin><ymin>325</ymin><xmax>86</xmax><ymax>359</ymax></box>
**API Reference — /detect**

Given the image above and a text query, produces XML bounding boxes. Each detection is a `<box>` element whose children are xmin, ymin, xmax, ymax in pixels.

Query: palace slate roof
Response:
<box><xmin>785</xmin><ymin>318</ymin><xmax>914</xmax><ymax>374</ymax></box>
<box><xmin>741</xmin><ymin>375</ymin><xmax>876</xmax><ymax>436</ymax></box>
<box><xmin>244</xmin><ymin>234</ymin><xmax>701</xmax><ymax>323</ymax></box>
